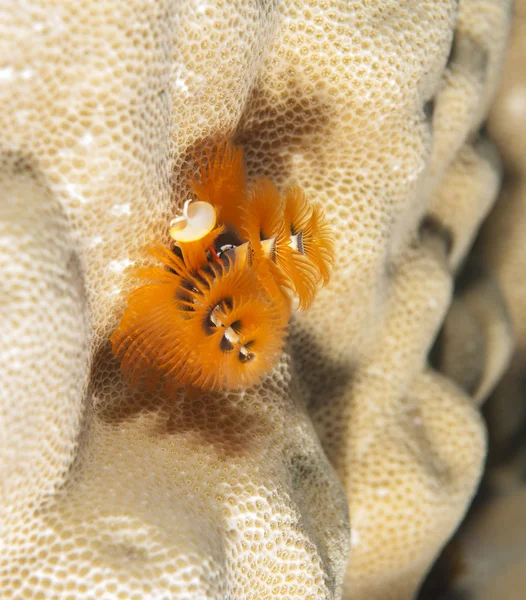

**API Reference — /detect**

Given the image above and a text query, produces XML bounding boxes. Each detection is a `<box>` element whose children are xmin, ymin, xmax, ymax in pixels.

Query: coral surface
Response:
<box><xmin>0</xmin><ymin>1</ymin><xmax>514</xmax><ymax>599</ymax></box>
<box><xmin>432</xmin><ymin>3</ymin><xmax>526</xmax><ymax>598</ymax></box>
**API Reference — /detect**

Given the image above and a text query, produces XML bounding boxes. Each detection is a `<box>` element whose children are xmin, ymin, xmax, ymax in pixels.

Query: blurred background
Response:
<box><xmin>421</xmin><ymin>2</ymin><xmax>526</xmax><ymax>598</ymax></box>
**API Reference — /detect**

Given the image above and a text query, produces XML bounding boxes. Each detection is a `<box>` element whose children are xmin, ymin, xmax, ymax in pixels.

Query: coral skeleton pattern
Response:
<box><xmin>111</xmin><ymin>143</ymin><xmax>335</xmax><ymax>392</ymax></box>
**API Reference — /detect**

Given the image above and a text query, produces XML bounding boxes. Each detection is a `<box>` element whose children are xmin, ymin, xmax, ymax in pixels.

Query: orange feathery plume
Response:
<box><xmin>172</xmin><ymin>257</ymin><xmax>287</xmax><ymax>391</ymax></box>
<box><xmin>284</xmin><ymin>185</ymin><xmax>334</xmax><ymax>283</ymax></box>
<box><xmin>176</xmin><ymin>225</ymin><xmax>224</xmax><ymax>271</ymax></box>
<box><xmin>241</xmin><ymin>178</ymin><xmax>284</xmax><ymax>245</ymax></box>
<box><xmin>240</xmin><ymin>178</ymin><xmax>294</xmax><ymax>318</ymax></box>
<box><xmin>284</xmin><ymin>184</ymin><xmax>311</xmax><ymax>234</ymax></box>
<box><xmin>300</xmin><ymin>203</ymin><xmax>335</xmax><ymax>285</ymax></box>
<box><xmin>111</xmin><ymin>250</ymin><xmax>187</xmax><ymax>390</ymax></box>
<box><xmin>190</xmin><ymin>143</ymin><xmax>247</xmax><ymax>231</ymax></box>
<box><xmin>242</xmin><ymin>180</ymin><xmax>325</xmax><ymax>310</ymax></box>
<box><xmin>112</xmin><ymin>141</ymin><xmax>335</xmax><ymax>396</ymax></box>
<box><xmin>111</xmin><ymin>249</ymin><xmax>287</xmax><ymax>393</ymax></box>
<box><xmin>277</xmin><ymin>185</ymin><xmax>319</xmax><ymax>308</ymax></box>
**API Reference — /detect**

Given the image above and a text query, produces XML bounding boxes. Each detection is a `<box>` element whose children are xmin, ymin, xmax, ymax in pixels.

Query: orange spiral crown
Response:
<box><xmin>111</xmin><ymin>143</ymin><xmax>334</xmax><ymax>393</ymax></box>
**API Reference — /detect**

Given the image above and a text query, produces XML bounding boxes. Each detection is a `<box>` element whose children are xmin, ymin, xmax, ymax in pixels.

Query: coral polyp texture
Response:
<box><xmin>430</xmin><ymin>2</ymin><xmax>526</xmax><ymax>598</ymax></box>
<box><xmin>111</xmin><ymin>144</ymin><xmax>334</xmax><ymax>393</ymax></box>
<box><xmin>0</xmin><ymin>1</ymin><xmax>515</xmax><ymax>599</ymax></box>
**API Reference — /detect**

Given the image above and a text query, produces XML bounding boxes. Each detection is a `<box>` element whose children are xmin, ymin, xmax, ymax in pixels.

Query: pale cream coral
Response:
<box><xmin>0</xmin><ymin>1</ymin><xmax>514</xmax><ymax>599</ymax></box>
<box><xmin>437</xmin><ymin>2</ymin><xmax>526</xmax><ymax>597</ymax></box>
<box><xmin>0</xmin><ymin>157</ymin><xmax>88</xmax><ymax>518</ymax></box>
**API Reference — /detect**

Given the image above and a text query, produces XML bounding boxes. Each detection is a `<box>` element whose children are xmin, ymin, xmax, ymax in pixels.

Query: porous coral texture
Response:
<box><xmin>434</xmin><ymin>2</ymin><xmax>526</xmax><ymax>598</ymax></box>
<box><xmin>0</xmin><ymin>1</ymin><xmax>513</xmax><ymax>599</ymax></box>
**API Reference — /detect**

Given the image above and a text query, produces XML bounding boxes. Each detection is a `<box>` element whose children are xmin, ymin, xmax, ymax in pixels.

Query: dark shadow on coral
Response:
<box><xmin>417</xmin><ymin>537</ymin><xmax>469</xmax><ymax>600</ymax></box>
<box><xmin>234</xmin><ymin>83</ymin><xmax>334</xmax><ymax>185</ymax></box>
<box><xmin>424</xmin><ymin>98</ymin><xmax>436</xmax><ymax>125</ymax></box>
<box><xmin>91</xmin><ymin>341</ymin><xmax>274</xmax><ymax>459</ymax></box>
<box><xmin>288</xmin><ymin>320</ymin><xmax>354</xmax><ymax>414</ymax></box>
<box><xmin>428</xmin><ymin>259</ymin><xmax>489</xmax><ymax>395</ymax></box>
<box><xmin>285</xmin><ymin>319</ymin><xmax>356</xmax><ymax>472</ymax></box>
<box><xmin>155</xmin><ymin>388</ymin><xmax>272</xmax><ymax>457</ymax></box>
<box><xmin>174</xmin><ymin>83</ymin><xmax>334</xmax><ymax>207</ymax></box>
<box><xmin>419</xmin><ymin>215</ymin><xmax>454</xmax><ymax>258</ymax></box>
<box><xmin>486</xmin><ymin>412</ymin><xmax>526</xmax><ymax>472</ymax></box>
